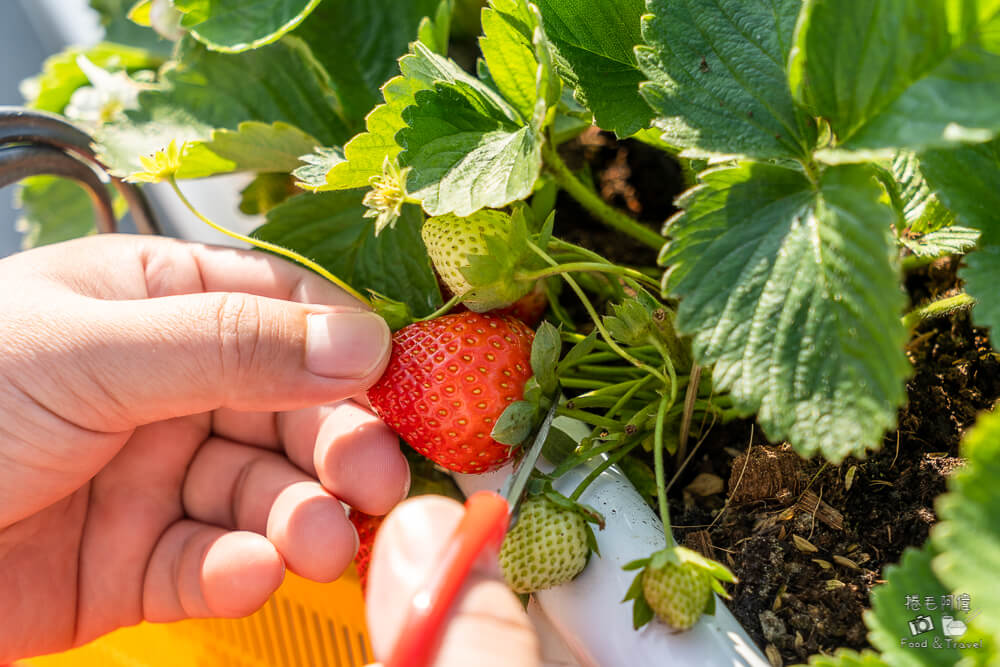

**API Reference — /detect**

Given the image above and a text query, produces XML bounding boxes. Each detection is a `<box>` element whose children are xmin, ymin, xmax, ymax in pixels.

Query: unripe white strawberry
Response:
<box><xmin>642</xmin><ymin>561</ymin><xmax>712</xmax><ymax>631</ymax></box>
<box><xmin>499</xmin><ymin>495</ymin><xmax>590</xmax><ymax>593</ymax></box>
<box><xmin>421</xmin><ymin>210</ymin><xmax>535</xmax><ymax>312</ymax></box>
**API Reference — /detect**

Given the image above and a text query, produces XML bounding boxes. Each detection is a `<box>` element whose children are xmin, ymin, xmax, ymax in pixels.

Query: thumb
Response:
<box><xmin>365</xmin><ymin>496</ymin><xmax>542</xmax><ymax>667</ymax></box>
<box><xmin>70</xmin><ymin>292</ymin><xmax>390</xmax><ymax>429</ymax></box>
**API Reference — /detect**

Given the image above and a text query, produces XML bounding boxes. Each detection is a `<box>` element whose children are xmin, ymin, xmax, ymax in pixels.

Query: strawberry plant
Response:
<box><xmin>11</xmin><ymin>0</ymin><xmax>1000</xmax><ymax>663</ymax></box>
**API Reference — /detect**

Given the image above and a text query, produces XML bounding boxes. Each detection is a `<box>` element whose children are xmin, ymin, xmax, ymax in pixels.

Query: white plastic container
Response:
<box><xmin>455</xmin><ymin>417</ymin><xmax>769</xmax><ymax>667</ymax></box>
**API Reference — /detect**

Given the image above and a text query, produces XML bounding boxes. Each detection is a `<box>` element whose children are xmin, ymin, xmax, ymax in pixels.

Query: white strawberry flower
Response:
<box><xmin>64</xmin><ymin>56</ymin><xmax>150</xmax><ymax>125</ymax></box>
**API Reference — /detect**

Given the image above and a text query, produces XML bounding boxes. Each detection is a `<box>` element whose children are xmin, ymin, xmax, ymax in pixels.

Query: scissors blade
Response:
<box><xmin>500</xmin><ymin>396</ymin><xmax>560</xmax><ymax>524</ymax></box>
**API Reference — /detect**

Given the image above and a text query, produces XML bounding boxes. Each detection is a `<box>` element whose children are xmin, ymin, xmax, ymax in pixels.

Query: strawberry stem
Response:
<box><xmin>901</xmin><ymin>292</ymin><xmax>975</xmax><ymax>330</ymax></box>
<box><xmin>414</xmin><ymin>292</ymin><xmax>465</xmax><ymax>321</ymax></box>
<box><xmin>653</xmin><ymin>393</ymin><xmax>673</xmax><ymax>544</ymax></box>
<box><xmin>516</xmin><ymin>262</ymin><xmax>660</xmax><ymax>290</ymax></box>
<box><xmin>527</xmin><ymin>241</ymin><xmax>667</xmax><ymax>384</ymax></box>
<box><xmin>167</xmin><ymin>178</ymin><xmax>371</xmax><ymax>307</ymax></box>
<box><xmin>541</xmin><ymin>142</ymin><xmax>665</xmax><ymax>250</ymax></box>
<box><xmin>603</xmin><ymin>375</ymin><xmax>657</xmax><ymax>419</ymax></box>
<box><xmin>556</xmin><ymin>407</ymin><xmax>624</xmax><ymax>430</ymax></box>
<box><xmin>569</xmin><ymin>439</ymin><xmax>644</xmax><ymax>501</ymax></box>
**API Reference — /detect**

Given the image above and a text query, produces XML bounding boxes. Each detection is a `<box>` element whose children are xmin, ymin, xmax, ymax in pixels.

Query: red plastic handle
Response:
<box><xmin>385</xmin><ymin>491</ymin><xmax>510</xmax><ymax>667</ymax></box>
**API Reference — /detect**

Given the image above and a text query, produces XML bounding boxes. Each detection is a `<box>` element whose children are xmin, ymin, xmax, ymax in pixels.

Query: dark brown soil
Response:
<box><xmin>669</xmin><ymin>259</ymin><xmax>1000</xmax><ymax>665</ymax></box>
<box><xmin>561</xmin><ymin>135</ymin><xmax>1000</xmax><ymax>665</ymax></box>
<box><xmin>551</xmin><ymin>128</ymin><xmax>677</xmax><ymax>268</ymax></box>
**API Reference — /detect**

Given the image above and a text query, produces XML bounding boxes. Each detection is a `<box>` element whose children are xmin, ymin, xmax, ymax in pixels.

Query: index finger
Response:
<box><xmin>18</xmin><ymin>234</ymin><xmax>364</xmax><ymax>309</ymax></box>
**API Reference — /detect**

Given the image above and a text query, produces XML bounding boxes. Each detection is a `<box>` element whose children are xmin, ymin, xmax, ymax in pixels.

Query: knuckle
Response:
<box><xmin>212</xmin><ymin>293</ymin><xmax>264</xmax><ymax>381</ymax></box>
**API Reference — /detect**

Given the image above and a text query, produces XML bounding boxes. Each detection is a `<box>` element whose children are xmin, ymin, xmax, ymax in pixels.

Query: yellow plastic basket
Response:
<box><xmin>26</xmin><ymin>568</ymin><xmax>371</xmax><ymax>667</ymax></box>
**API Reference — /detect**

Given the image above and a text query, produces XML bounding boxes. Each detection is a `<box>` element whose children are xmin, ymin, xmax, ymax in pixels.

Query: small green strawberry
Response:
<box><xmin>499</xmin><ymin>494</ymin><xmax>598</xmax><ymax>594</ymax></box>
<box><xmin>421</xmin><ymin>209</ymin><xmax>536</xmax><ymax>312</ymax></box>
<box><xmin>623</xmin><ymin>546</ymin><xmax>736</xmax><ymax>632</ymax></box>
<box><xmin>641</xmin><ymin>561</ymin><xmax>711</xmax><ymax>630</ymax></box>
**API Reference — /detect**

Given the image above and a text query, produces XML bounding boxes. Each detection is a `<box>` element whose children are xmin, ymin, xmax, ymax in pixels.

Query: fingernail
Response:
<box><xmin>306</xmin><ymin>312</ymin><xmax>390</xmax><ymax>378</ymax></box>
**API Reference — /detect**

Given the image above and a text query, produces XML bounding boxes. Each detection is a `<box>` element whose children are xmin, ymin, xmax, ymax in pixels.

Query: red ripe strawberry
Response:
<box><xmin>349</xmin><ymin>510</ymin><xmax>384</xmax><ymax>594</ymax></box>
<box><xmin>367</xmin><ymin>312</ymin><xmax>534</xmax><ymax>473</ymax></box>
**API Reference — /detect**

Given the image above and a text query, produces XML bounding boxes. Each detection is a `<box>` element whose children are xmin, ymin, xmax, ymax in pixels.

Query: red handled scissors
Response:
<box><xmin>385</xmin><ymin>398</ymin><xmax>560</xmax><ymax>667</ymax></box>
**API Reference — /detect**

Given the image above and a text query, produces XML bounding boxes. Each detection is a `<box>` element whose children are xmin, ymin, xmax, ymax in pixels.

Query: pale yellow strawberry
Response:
<box><xmin>499</xmin><ymin>495</ymin><xmax>590</xmax><ymax>593</ymax></box>
<box><xmin>421</xmin><ymin>211</ymin><xmax>533</xmax><ymax>311</ymax></box>
<box><xmin>642</xmin><ymin>561</ymin><xmax>712</xmax><ymax>631</ymax></box>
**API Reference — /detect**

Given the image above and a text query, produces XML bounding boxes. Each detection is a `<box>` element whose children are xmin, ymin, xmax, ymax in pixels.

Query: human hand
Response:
<box><xmin>0</xmin><ymin>235</ymin><xmax>408</xmax><ymax>662</ymax></box>
<box><xmin>364</xmin><ymin>495</ymin><xmax>542</xmax><ymax>667</ymax></box>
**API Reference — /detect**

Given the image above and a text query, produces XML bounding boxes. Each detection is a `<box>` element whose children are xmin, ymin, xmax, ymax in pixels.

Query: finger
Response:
<box><xmin>182</xmin><ymin>438</ymin><xmax>356</xmax><ymax>582</ymax></box>
<box><xmin>294</xmin><ymin>403</ymin><xmax>409</xmax><ymax>514</ymax></box>
<box><xmin>142</xmin><ymin>520</ymin><xmax>284</xmax><ymax>622</ymax></box>
<box><xmin>54</xmin><ymin>289</ymin><xmax>390</xmax><ymax>431</ymax></box>
<box><xmin>211</xmin><ymin>403</ymin><xmax>409</xmax><ymax>515</ymax></box>
<box><xmin>367</xmin><ymin>497</ymin><xmax>541</xmax><ymax>667</ymax></box>
<box><xmin>22</xmin><ymin>234</ymin><xmax>364</xmax><ymax>308</ymax></box>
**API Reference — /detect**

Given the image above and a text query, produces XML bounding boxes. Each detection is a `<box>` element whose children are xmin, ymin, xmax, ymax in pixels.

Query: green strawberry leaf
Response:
<box><xmin>662</xmin><ymin>163</ymin><xmax>909</xmax><ymax>462</ymax></box>
<box><xmin>13</xmin><ymin>176</ymin><xmax>106</xmax><ymax>249</ymax></box>
<box><xmin>177</xmin><ymin>121</ymin><xmax>320</xmax><ymax>179</ymax></box>
<box><xmin>91</xmin><ymin>0</ymin><xmax>174</xmax><ymax>53</ymax></box>
<box><xmin>322</xmin><ymin>43</ymin><xmax>475</xmax><ymax>191</ymax></box>
<box><xmin>238</xmin><ymin>173</ymin><xmax>295</xmax><ymax>216</ymax></box>
<box><xmin>399</xmin><ymin>1</ymin><xmax>559</xmax><ymax>217</ymax></box>
<box><xmin>889</xmin><ymin>152</ymin><xmax>956</xmax><ymax>235</ymax></box>
<box><xmin>493</xmin><ymin>400</ymin><xmax>538</xmax><ymax>445</ymax></box>
<box><xmin>479</xmin><ymin>3</ymin><xmax>550</xmax><ymax>123</ymax></box>
<box><xmin>535</xmin><ymin>0</ymin><xmax>650</xmax><ymax>137</ymax></box>
<box><xmin>400</xmin><ymin>79</ymin><xmax>541</xmax><ymax>216</ymax></box>
<box><xmin>932</xmin><ymin>410</ymin><xmax>1000</xmax><ymax>640</ymax></box>
<box><xmin>530</xmin><ymin>322</ymin><xmax>562</xmax><ymax>394</ymax></box>
<box><xmin>804</xmin><ymin>650</ymin><xmax>888</xmax><ymax>667</ymax></box>
<box><xmin>790</xmin><ymin>0</ymin><xmax>1000</xmax><ymax>158</ymax></box>
<box><xmin>901</xmin><ymin>227</ymin><xmax>980</xmax><ymax>260</ymax></box>
<box><xmin>920</xmin><ymin>139</ymin><xmax>1000</xmax><ymax>335</ymax></box>
<box><xmin>22</xmin><ymin>42</ymin><xmax>163</xmax><ymax>114</ymax></box>
<box><xmin>173</xmin><ymin>0</ymin><xmax>323</xmax><ymax>53</ymax></box>
<box><xmin>866</xmin><ymin>547</ymin><xmax>972</xmax><ymax>667</ymax></box>
<box><xmin>97</xmin><ymin>37</ymin><xmax>352</xmax><ymax>176</ymax></box>
<box><xmin>418</xmin><ymin>0</ymin><xmax>454</xmax><ymax>56</ymax></box>
<box><xmin>294</xmin><ymin>147</ymin><xmax>345</xmax><ymax>191</ymax></box>
<box><xmin>294</xmin><ymin>0</ymin><xmax>445</xmax><ymax>131</ymax></box>
<box><xmin>251</xmin><ymin>193</ymin><xmax>442</xmax><ymax>316</ymax></box>
<box><xmin>636</xmin><ymin>0</ymin><xmax>817</xmax><ymax>160</ymax></box>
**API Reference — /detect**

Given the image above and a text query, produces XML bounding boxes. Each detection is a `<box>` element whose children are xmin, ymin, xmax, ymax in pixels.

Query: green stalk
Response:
<box><xmin>569</xmin><ymin>439</ymin><xmax>644</xmax><ymax>501</ymax></box>
<box><xmin>415</xmin><ymin>292</ymin><xmax>465</xmax><ymax>321</ymax></box>
<box><xmin>528</xmin><ymin>242</ymin><xmax>667</xmax><ymax>383</ymax></box>
<box><xmin>556</xmin><ymin>407</ymin><xmax>623</xmax><ymax>431</ymax></box>
<box><xmin>901</xmin><ymin>292</ymin><xmax>976</xmax><ymax>330</ymax></box>
<box><xmin>653</xmin><ymin>393</ymin><xmax>672</xmax><ymax>542</ymax></box>
<box><xmin>604</xmin><ymin>375</ymin><xmax>657</xmax><ymax>419</ymax></box>
<box><xmin>168</xmin><ymin>178</ymin><xmax>371</xmax><ymax>306</ymax></box>
<box><xmin>516</xmin><ymin>262</ymin><xmax>660</xmax><ymax>290</ymax></box>
<box><xmin>552</xmin><ymin>438</ymin><xmax>626</xmax><ymax>479</ymax></box>
<box><xmin>541</xmin><ymin>142</ymin><xmax>665</xmax><ymax>250</ymax></box>
<box><xmin>901</xmin><ymin>253</ymin><xmax>937</xmax><ymax>272</ymax></box>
